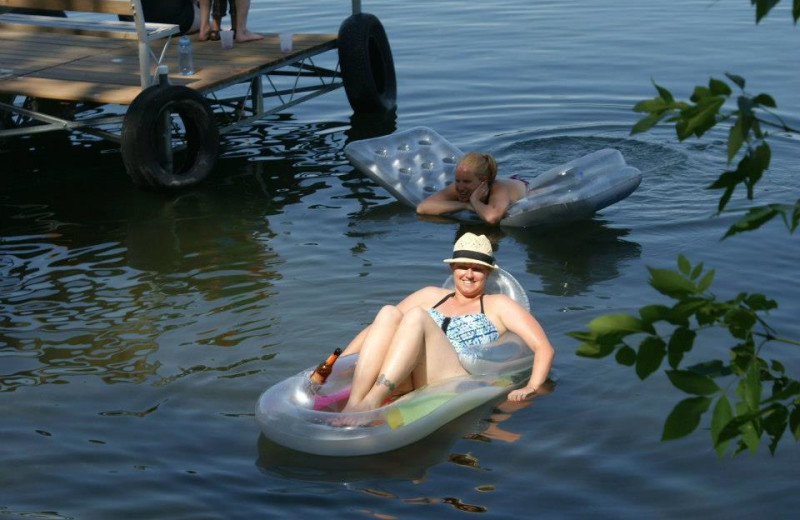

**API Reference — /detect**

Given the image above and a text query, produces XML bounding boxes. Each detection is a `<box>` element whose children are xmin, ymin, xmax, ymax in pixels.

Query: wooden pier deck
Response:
<box><xmin>0</xmin><ymin>29</ymin><xmax>337</xmax><ymax>106</ymax></box>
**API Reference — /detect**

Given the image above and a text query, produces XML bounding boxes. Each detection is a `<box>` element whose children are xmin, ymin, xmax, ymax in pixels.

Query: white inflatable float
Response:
<box><xmin>344</xmin><ymin>126</ymin><xmax>642</xmax><ymax>227</ymax></box>
<box><xmin>255</xmin><ymin>268</ymin><xmax>534</xmax><ymax>456</ymax></box>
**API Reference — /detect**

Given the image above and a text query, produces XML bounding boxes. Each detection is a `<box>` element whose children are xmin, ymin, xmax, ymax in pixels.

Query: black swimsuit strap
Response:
<box><xmin>433</xmin><ymin>292</ymin><xmax>486</xmax><ymax>313</ymax></box>
<box><xmin>433</xmin><ymin>293</ymin><xmax>486</xmax><ymax>334</ymax></box>
<box><xmin>432</xmin><ymin>292</ymin><xmax>455</xmax><ymax>309</ymax></box>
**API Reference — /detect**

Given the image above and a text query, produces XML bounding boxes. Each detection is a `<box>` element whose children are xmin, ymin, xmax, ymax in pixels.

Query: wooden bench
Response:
<box><xmin>0</xmin><ymin>0</ymin><xmax>180</xmax><ymax>88</ymax></box>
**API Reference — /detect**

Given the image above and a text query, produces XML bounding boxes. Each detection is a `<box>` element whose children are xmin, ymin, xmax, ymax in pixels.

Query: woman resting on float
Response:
<box><xmin>338</xmin><ymin>232</ymin><xmax>554</xmax><ymax>414</ymax></box>
<box><xmin>415</xmin><ymin>153</ymin><xmax>528</xmax><ymax>225</ymax></box>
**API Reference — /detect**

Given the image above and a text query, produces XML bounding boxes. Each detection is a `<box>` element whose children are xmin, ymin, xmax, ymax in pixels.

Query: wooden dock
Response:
<box><xmin>0</xmin><ymin>2</ymin><xmax>396</xmax><ymax>189</ymax></box>
<box><xmin>0</xmin><ymin>29</ymin><xmax>338</xmax><ymax>106</ymax></box>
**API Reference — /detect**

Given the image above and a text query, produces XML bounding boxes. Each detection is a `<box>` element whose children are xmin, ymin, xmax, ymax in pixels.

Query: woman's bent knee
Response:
<box><xmin>401</xmin><ymin>306</ymin><xmax>431</xmax><ymax>325</ymax></box>
<box><xmin>375</xmin><ymin>305</ymin><xmax>403</xmax><ymax>323</ymax></box>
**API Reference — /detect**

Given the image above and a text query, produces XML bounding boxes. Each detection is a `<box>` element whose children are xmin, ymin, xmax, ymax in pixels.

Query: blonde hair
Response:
<box><xmin>458</xmin><ymin>152</ymin><xmax>498</xmax><ymax>183</ymax></box>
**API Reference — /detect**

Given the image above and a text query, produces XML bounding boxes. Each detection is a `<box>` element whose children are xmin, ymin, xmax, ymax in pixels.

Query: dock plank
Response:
<box><xmin>0</xmin><ymin>30</ymin><xmax>337</xmax><ymax>105</ymax></box>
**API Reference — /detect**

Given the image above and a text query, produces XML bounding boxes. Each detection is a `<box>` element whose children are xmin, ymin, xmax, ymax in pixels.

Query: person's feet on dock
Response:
<box><xmin>235</xmin><ymin>29</ymin><xmax>264</xmax><ymax>42</ymax></box>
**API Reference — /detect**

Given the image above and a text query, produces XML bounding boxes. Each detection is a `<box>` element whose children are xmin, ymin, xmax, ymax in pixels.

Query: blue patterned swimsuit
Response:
<box><xmin>427</xmin><ymin>293</ymin><xmax>499</xmax><ymax>367</ymax></box>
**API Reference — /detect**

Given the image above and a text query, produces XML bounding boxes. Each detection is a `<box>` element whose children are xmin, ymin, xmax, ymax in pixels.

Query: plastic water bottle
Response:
<box><xmin>178</xmin><ymin>36</ymin><xmax>194</xmax><ymax>75</ymax></box>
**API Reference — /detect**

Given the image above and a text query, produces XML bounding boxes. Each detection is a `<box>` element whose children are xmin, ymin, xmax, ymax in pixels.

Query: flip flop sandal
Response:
<box><xmin>208</xmin><ymin>30</ymin><xmax>220</xmax><ymax>41</ymax></box>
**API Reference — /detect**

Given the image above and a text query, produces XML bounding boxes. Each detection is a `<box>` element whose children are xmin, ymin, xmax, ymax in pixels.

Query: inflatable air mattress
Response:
<box><xmin>255</xmin><ymin>268</ymin><xmax>534</xmax><ymax>456</ymax></box>
<box><xmin>344</xmin><ymin>127</ymin><xmax>642</xmax><ymax>227</ymax></box>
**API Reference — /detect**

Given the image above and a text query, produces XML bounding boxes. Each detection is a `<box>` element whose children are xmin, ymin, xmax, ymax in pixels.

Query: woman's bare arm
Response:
<box><xmin>416</xmin><ymin>184</ymin><xmax>471</xmax><ymax>216</ymax></box>
<box><xmin>492</xmin><ymin>295</ymin><xmax>555</xmax><ymax>400</ymax></box>
<box><xmin>469</xmin><ymin>181</ymin><xmax>513</xmax><ymax>225</ymax></box>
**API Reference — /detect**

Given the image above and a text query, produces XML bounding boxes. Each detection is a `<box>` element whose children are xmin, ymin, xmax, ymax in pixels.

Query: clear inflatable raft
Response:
<box><xmin>255</xmin><ymin>268</ymin><xmax>534</xmax><ymax>456</ymax></box>
<box><xmin>344</xmin><ymin>126</ymin><xmax>642</xmax><ymax>227</ymax></box>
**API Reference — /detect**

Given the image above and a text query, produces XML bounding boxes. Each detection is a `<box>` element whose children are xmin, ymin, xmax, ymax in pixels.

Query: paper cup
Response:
<box><xmin>220</xmin><ymin>30</ymin><xmax>234</xmax><ymax>50</ymax></box>
<box><xmin>279</xmin><ymin>33</ymin><xmax>293</xmax><ymax>53</ymax></box>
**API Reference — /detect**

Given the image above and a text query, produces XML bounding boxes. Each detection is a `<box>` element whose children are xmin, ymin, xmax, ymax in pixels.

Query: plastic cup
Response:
<box><xmin>220</xmin><ymin>30</ymin><xmax>234</xmax><ymax>50</ymax></box>
<box><xmin>279</xmin><ymin>33</ymin><xmax>293</xmax><ymax>53</ymax></box>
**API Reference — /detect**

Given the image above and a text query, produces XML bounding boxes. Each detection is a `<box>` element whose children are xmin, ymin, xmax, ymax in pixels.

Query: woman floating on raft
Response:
<box><xmin>337</xmin><ymin>232</ymin><xmax>555</xmax><ymax>414</ymax></box>
<box><xmin>416</xmin><ymin>153</ymin><xmax>528</xmax><ymax>225</ymax></box>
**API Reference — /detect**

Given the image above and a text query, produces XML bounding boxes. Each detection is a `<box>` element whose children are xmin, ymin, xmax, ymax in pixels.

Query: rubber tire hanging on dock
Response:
<box><xmin>121</xmin><ymin>85</ymin><xmax>218</xmax><ymax>189</ymax></box>
<box><xmin>338</xmin><ymin>13</ymin><xmax>397</xmax><ymax>113</ymax></box>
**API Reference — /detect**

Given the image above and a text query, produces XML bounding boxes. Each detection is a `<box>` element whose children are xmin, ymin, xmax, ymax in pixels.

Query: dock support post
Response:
<box><xmin>251</xmin><ymin>76</ymin><xmax>263</xmax><ymax>116</ymax></box>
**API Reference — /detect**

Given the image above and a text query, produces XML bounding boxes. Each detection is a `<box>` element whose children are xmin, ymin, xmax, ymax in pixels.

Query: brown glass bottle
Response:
<box><xmin>309</xmin><ymin>347</ymin><xmax>342</xmax><ymax>384</ymax></box>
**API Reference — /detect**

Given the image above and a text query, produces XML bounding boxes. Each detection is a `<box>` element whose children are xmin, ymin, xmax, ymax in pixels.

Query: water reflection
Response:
<box><xmin>504</xmin><ymin>219</ymin><xmax>641</xmax><ymax>296</ymax></box>
<box><xmin>344</xmin><ymin>110</ymin><xmax>398</xmax><ymax>145</ymax></box>
<box><xmin>0</xmin><ymin>139</ymin><xmax>295</xmax><ymax>392</ymax></box>
<box><xmin>255</xmin><ymin>388</ymin><xmax>549</xmax><ymax>484</ymax></box>
<box><xmin>256</xmin><ymin>398</ymin><xmax>516</xmax><ymax>483</ymax></box>
<box><xmin>347</xmin><ymin>217</ymin><xmax>640</xmax><ymax>298</ymax></box>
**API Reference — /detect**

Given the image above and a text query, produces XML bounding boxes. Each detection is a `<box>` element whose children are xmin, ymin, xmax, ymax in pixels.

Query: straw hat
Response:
<box><xmin>443</xmin><ymin>232</ymin><xmax>498</xmax><ymax>270</ymax></box>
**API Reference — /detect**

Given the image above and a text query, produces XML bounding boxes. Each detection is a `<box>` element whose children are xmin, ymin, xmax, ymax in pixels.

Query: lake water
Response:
<box><xmin>2</xmin><ymin>0</ymin><xmax>800</xmax><ymax>518</ymax></box>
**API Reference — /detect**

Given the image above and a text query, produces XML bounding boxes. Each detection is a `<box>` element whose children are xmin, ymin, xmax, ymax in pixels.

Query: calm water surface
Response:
<box><xmin>2</xmin><ymin>1</ymin><xmax>799</xmax><ymax>518</ymax></box>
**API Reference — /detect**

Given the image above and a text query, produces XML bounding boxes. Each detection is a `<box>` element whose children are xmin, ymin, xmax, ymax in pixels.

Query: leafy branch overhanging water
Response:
<box><xmin>570</xmin><ymin>1</ymin><xmax>800</xmax><ymax>457</ymax></box>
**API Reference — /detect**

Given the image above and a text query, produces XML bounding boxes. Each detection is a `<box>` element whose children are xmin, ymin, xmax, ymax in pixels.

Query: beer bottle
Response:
<box><xmin>310</xmin><ymin>347</ymin><xmax>341</xmax><ymax>384</ymax></box>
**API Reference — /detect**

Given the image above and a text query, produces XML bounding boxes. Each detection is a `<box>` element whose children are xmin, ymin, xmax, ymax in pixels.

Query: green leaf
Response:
<box><xmin>670</xmin><ymin>298</ymin><xmax>708</xmax><ymax>323</ymax></box>
<box><xmin>662</xmin><ymin>396</ymin><xmax>712</xmax><ymax>441</ymax></box>
<box><xmin>689</xmin><ymin>261</ymin><xmax>704</xmax><ymax>280</ymax></box>
<box><xmin>740</xmin><ymin>418</ymin><xmax>761</xmax><ymax>453</ymax></box>
<box><xmin>790</xmin><ymin>406</ymin><xmax>800</xmax><ymax>441</ymax></box>
<box><xmin>752</xmin><ymin>93</ymin><xmax>776</xmax><ymax>108</ymax></box>
<box><xmin>724</xmin><ymin>308</ymin><xmax>757</xmax><ymax>339</ymax></box>
<box><xmin>763</xmin><ymin>405</ymin><xmax>788</xmax><ymax>454</ymax></box>
<box><xmin>727</xmin><ymin>116</ymin><xmax>745</xmax><ymax>164</ymax></box>
<box><xmin>686</xmin><ymin>360</ymin><xmax>732</xmax><ymax>378</ymax></box>
<box><xmin>689</xmin><ymin>85</ymin><xmax>710</xmax><ymax>103</ymax></box>
<box><xmin>725</xmin><ymin>72</ymin><xmax>745</xmax><ymax>90</ymax></box>
<box><xmin>667</xmin><ymin>327</ymin><xmax>696</xmax><ymax>369</ymax></box>
<box><xmin>648</xmin><ymin>267</ymin><xmax>696</xmax><ymax>298</ymax></box>
<box><xmin>724</xmin><ymin>202</ymin><xmax>800</xmax><ymax>239</ymax></box>
<box><xmin>666</xmin><ymin>370</ymin><xmax>720</xmax><ymax>395</ymax></box>
<box><xmin>768</xmin><ymin>380</ymin><xmax>800</xmax><ymax>402</ymax></box>
<box><xmin>633</xmin><ymin>97</ymin><xmax>669</xmax><ymax>113</ymax></box>
<box><xmin>737</xmin><ymin>95</ymin><xmax>755</xmax><ymax>119</ymax></box>
<box><xmin>639</xmin><ymin>304</ymin><xmax>672</xmax><ymax>325</ymax></box>
<box><xmin>754</xmin><ymin>0</ymin><xmax>781</xmax><ymax>23</ymax></box>
<box><xmin>696</xmin><ymin>269</ymin><xmax>715</xmax><ymax>293</ymax></box>
<box><xmin>653</xmin><ymin>80</ymin><xmax>674</xmax><ymax>104</ymax></box>
<box><xmin>711</xmin><ymin>395</ymin><xmax>733</xmax><ymax>456</ymax></box>
<box><xmin>587</xmin><ymin>314</ymin><xmax>648</xmax><ymax>336</ymax></box>
<box><xmin>567</xmin><ymin>331</ymin><xmax>597</xmax><ymax>342</ymax></box>
<box><xmin>636</xmin><ymin>336</ymin><xmax>666</xmax><ymax>380</ymax></box>
<box><xmin>615</xmin><ymin>345</ymin><xmax>637</xmax><ymax>366</ymax></box>
<box><xmin>709</xmin><ymin>77</ymin><xmax>732</xmax><ymax>97</ymax></box>
<box><xmin>791</xmin><ymin>199</ymin><xmax>800</xmax><ymax>233</ymax></box>
<box><xmin>677</xmin><ymin>254</ymin><xmax>691</xmax><ymax>275</ymax></box>
<box><xmin>723</xmin><ymin>206</ymin><xmax>779</xmax><ymax>239</ymax></box>
<box><xmin>743</xmin><ymin>361</ymin><xmax>763</xmax><ymax>411</ymax></box>
<box><xmin>631</xmin><ymin>111</ymin><xmax>669</xmax><ymax>135</ymax></box>
<box><xmin>576</xmin><ymin>340</ymin><xmax>614</xmax><ymax>359</ymax></box>
<box><xmin>744</xmin><ymin>293</ymin><xmax>777</xmax><ymax>311</ymax></box>
<box><xmin>677</xmin><ymin>97</ymin><xmax>724</xmax><ymax>140</ymax></box>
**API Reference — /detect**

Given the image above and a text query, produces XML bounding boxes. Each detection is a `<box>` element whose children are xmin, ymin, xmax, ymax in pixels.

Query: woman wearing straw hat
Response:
<box><xmin>416</xmin><ymin>153</ymin><xmax>529</xmax><ymax>225</ymax></box>
<box><xmin>338</xmin><ymin>232</ymin><xmax>554</xmax><ymax>414</ymax></box>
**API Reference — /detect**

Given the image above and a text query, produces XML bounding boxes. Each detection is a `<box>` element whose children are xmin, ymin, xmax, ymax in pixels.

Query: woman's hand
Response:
<box><xmin>470</xmin><ymin>181</ymin><xmax>489</xmax><ymax>206</ymax></box>
<box><xmin>507</xmin><ymin>385</ymin><xmax>538</xmax><ymax>402</ymax></box>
